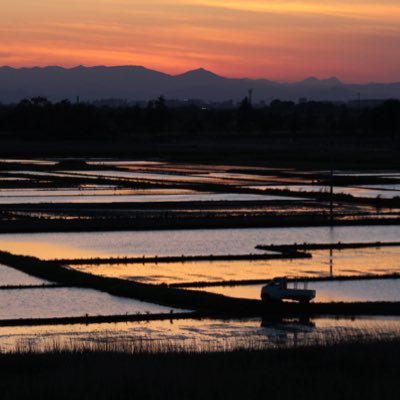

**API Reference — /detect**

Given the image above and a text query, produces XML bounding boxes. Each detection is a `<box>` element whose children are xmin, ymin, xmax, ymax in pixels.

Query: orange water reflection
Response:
<box><xmin>0</xmin><ymin>242</ymin><xmax>96</xmax><ymax>259</ymax></box>
<box><xmin>1</xmin><ymin>226</ymin><xmax>399</xmax><ymax>260</ymax></box>
<box><xmin>71</xmin><ymin>247</ymin><xmax>400</xmax><ymax>285</ymax></box>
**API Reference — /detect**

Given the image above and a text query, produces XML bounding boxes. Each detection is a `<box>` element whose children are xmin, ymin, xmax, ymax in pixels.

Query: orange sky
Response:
<box><xmin>1</xmin><ymin>0</ymin><xmax>400</xmax><ymax>82</ymax></box>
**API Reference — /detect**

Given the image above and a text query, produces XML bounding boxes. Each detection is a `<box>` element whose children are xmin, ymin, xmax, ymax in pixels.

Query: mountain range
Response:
<box><xmin>0</xmin><ymin>65</ymin><xmax>399</xmax><ymax>104</ymax></box>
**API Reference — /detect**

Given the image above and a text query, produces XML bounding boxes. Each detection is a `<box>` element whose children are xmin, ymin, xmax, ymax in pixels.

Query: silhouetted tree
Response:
<box><xmin>237</xmin><ymin>97</ymin><xmax>253</xmax><ymax>131</ymax></box>
<box><xmin>0</xmin><ymin>97</ymin><xmax>398</xmax><ymax>138</ymax></box>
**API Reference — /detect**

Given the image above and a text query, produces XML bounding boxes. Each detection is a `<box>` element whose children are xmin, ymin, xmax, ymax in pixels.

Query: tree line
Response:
<box><xmin>0</xmin><ymin>96</ymin><xmax>399</xmax><ymax>137</ymax></box>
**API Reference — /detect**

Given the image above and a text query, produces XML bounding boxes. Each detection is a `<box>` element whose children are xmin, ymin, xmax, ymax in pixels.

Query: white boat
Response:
<box><xmin>261</xmin><ymin>277</ymin><xmax>316</xmax><ymax>303</ymax></box>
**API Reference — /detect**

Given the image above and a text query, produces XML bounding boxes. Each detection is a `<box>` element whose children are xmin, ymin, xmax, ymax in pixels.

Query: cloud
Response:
<box><xmin>0</xmin><ymin>51</ymin><xmax>14</xmax><ymax>57</ymax></box>
<box><xmin>1</xmin><ymin>0</ymin><xmax>399</xmax><ymax>81</ymax></box>
<box><xmin>190</xmin><ymin>0</ymin><xmax>400</xmax><ymax>20</ymax></box>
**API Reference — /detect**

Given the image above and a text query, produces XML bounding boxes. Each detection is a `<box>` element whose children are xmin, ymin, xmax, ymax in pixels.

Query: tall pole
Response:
<box><xmin>330</xmin><ymin>128</ymin><xmax>334</xmax><ymax>226</ymax></box>
<box><xmin>248</xmin><ymin>88</ymin><xmax>253</xmax><ymax>105</ymax></box>
<box><xmin>330</xmin><ymin>162</ymin><xmax>333</xmax><ymax>225</ymax></box>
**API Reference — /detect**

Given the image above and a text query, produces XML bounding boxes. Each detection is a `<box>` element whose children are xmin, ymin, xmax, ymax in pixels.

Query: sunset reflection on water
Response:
<box><xmin>71</xmin><ymin>246</ymin><xmax>400</xmax><ymax>285</ymax></box>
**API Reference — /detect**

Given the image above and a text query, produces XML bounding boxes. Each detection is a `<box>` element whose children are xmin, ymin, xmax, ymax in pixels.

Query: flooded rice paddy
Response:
<box><xmin>0</xmin><ymin>190</ymin><xmax>290</xmax><ymax>204</ymax></box>
<box><xmin>70</xmin><ymin>246</ymin><xmax>400</xmax><ymax>284</ymax></box>
<box><xmin>0</xmin><ymin>287</ymin><xmax>180</xmax><ymax>320</ymax></box>
<box><xmin>0</xmin><ymin>226</ymin><xmax>399</xmax><ymax>259</ymax></box>
<box><xmin>0</xmin><ymin>264</ymin><xmax>48</xmax><ymax>286</ymax></box>
<box><xmin>1</xmin><ymin>160</ymin><xmax>400</xmax><ymax>352</ymax></box>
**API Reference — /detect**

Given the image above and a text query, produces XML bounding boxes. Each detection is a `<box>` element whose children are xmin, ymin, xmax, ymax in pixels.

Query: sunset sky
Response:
<box><xmin>1</xmin><ymin>0</ymin><xmax>400</xmax><ymax>82</ymax></box>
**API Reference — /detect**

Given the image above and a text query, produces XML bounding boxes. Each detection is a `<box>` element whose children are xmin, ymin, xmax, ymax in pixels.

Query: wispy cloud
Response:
<box><xmin>190</xmin><ymin>0</ymin><xmax>400</xmax><ymax>20</ymax></box>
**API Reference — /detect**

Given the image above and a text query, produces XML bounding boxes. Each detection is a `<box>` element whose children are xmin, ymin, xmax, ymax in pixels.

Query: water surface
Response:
<box><xmin>0</xmin><ymin>192</ymin><xmax>299</xmax><ymax>205</ymax></box>
<box><xmin>0</xmin><ymin>226</ymin><xmax>398</xmax><ymax>259</ymax></box>
<box><xmin>0</xmin><ymin>287</ymin><xmax>181</xmax><ymax>320</ymax></box>
<box><xmin>71</xmin><ymin>246</ymin><xmax>400</xmax><ymax>284</ymax></box>
<box><xmin>0</xmin><ymin>264</ymin><xmax>48</xmax><ymax>286</ymax></box>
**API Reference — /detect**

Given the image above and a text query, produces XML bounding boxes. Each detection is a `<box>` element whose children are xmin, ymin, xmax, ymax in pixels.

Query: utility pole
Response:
<box><xmin>330</xmin><ymin>161</ymin><xmax>334</xmax><ymax>225</ymax></box>
<box><xmin>329</xmin><ymin>128</ymin><xmax>334</xmax><ymax>226</ymax></box>
<box><xmin>248</xmin><ymin>88</ymin><xmax>253</xmax><ymax>105</ymax></box>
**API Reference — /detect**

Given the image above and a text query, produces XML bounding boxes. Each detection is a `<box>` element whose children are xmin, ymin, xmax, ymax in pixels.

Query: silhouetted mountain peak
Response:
<box><xmin>0</xmin><ymin>65</ymin><xmax>398</xmax><ymax>103</ymax></box>
<box><xmin>299</xmin><ymin>76</ymin><xmax>342</xmax><ymax>86</ymax></box>
<box><xmin>176</xmin><ymin>68</ymin><xmax>221</xmax><ymax>79</ymax></box>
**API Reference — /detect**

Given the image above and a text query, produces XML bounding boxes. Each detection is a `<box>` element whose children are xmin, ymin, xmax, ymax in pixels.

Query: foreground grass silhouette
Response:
<box><xmin>1</xmin><ymin>339</ymin><xmax>399</xmax><ymax>400</ymax></box>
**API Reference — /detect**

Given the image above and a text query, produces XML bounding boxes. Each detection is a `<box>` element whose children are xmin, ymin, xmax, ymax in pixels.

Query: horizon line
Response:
<box><xmin>1</xmin><ymin>64</ymin><xmax>399</xmax><ymax>85</ymax></box>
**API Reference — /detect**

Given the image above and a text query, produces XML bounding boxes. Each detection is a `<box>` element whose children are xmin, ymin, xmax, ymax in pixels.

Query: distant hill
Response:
<box><xmin>0</xmin><ymin>65</ymin><xmax>399</xmax><ymax>104</ymax></box>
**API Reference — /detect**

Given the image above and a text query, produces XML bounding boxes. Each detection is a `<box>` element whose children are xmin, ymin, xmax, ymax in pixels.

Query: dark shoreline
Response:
<box><xmin>1</xmin><ymin>216</ymin><xmax>400</xmax><ymax>234</ymax></box>
<box><xmin>1</xmin><ymin>302</ymin><xmax>400</xmax><ymax>328</ymax></box>
<box><xmin>0</xmin><ymin>312</ymin><xmax>200</xmax><ymax>327</ymax></box>
<box><xmin>172</xmin><ymin>273</ymin><xmax>400</xmax><ymax>288</ymax></box>
<box><xmin>0</xmin><ymin>284</ymin><xmax>69</xmax><ymax>290</ymax></box>
<box><xmin>57</xmin><ymin>251</ymin><xmax>311</xmax><ymax>265</ymax></box>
